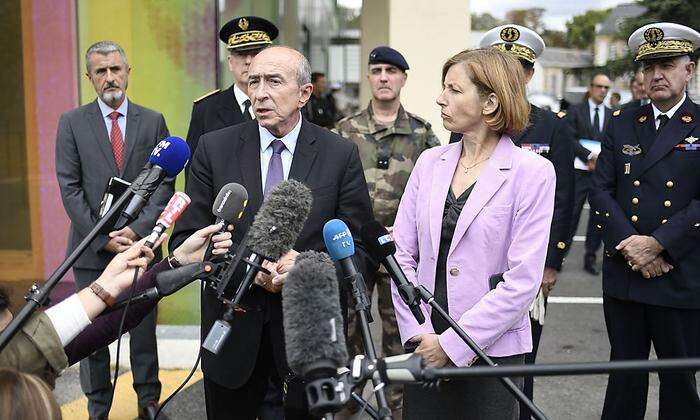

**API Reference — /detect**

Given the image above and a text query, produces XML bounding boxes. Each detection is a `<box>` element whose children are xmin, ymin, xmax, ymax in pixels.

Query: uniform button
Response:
<box><xmin>557</xmin><ymin>242</ymin><xmax>566</xmax><ymax>250</ymax></box>
<box><xmin>633</xmin><ymin>180</ymin><xmax>641</xmax><ymax>187</ymax></box>
<box><xmin>596</xmin><ymin>224</ymin><xmax>603</xmax><ymax>230</ymax></box>
<box><xmin>661</xmin><ymin>219</ymin><xmax>668</xmax><ymax>224</ymax></box>
<box><xmin>605</xmin><ymin>212</ymin><xmax>610</xmax><ymax>217</ymax></box>
<box><xmin>695</xmin><ymin>223</ymin><xmax>700</xmax><ymax>228</ymax></box>
<box><xmin>666</xmin><ymin>181</ymin><xmax>674</xmax><ymax>188</ymax></box>
<box><xmin>631</xmin><ymin>215</ymin><xmax>638</xmax><ymax>222</ymax></box>
<box><xmin>632</xmin><ymin>197</ymin><xmax>639</xmax><ymax>205</ymax></box>
<box><xmin>595</xmin><ymin>210</ymin><xmax>600</xmax><ymax>215</ymax></box>
<box><xmin>449</xmin><ymin>268</ymin><xmax>460</xmax><ymax>276</ymax></box>
<box><xmin>664</xmin><ymin>200</ymin><xmax>672</xmax><ymax>208</ymax></box>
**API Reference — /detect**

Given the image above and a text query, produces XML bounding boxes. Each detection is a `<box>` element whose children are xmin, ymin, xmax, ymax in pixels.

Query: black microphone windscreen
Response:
<box><xmin>248</xmin><ymin>179</ymin><xmax>312</xmax><ymax>261</ymax></box>
<box><xmin>212</xmin><ymin>183</ymin><xmax>248</xmax><ymax>222</ymax></box>
<box><xmin>282</xmin><ymin>251</ymin><xmax>348</xmax><ymax>376</ymax></box>
<box><xmin>360</xmin><ymin>220</ymin><xmax>396</xmax><ymax>259</ymax></box>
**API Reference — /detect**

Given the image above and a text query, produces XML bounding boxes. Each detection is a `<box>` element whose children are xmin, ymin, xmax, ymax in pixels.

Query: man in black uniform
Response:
<box><xmin>185</xmin><ymin>16</ymin><xmax>279</xmax><ymax>175</ymax></box>
<box><xmin>590</xmin><ymin>22</ymin><xmax>700</xmax><ymax>420</ymax></box>
<box><xmin>454</xmin><ymin>24</ymin><xmax>575</xmax><ymax>419</ymax></box>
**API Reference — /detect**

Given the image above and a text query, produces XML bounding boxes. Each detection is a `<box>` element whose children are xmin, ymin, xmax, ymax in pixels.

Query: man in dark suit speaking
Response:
<box><xmin>170</xmin><ymin>46</ymin><xmax>375</xmax><ymax>420</ymax></box>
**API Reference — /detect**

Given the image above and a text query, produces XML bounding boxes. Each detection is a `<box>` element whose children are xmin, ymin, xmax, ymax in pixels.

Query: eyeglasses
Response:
<box><xmin>591</xmin><ymin>84</ymin><xmax>610</xmax><ymax>90</ymax></box>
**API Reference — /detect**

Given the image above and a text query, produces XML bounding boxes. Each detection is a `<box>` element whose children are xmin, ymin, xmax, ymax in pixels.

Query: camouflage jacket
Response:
<box><xmin>334</xmin><ymin>103</ymin><xmax>440</xmax><ymax>226</ymax></box>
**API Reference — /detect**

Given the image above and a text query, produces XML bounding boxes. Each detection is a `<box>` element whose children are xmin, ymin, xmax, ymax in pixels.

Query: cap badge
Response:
<box><xmin>500</xmin><ymin>27</ymin><xmax>520</xmax><ymax>43</ymax></box>
<box><xmin>638</xmin><ymin>115</ymin><xmax>647</xmax><ymax>123</ymax></box>
<box><xmin>644</xmin><ymin>27</ymin><xmax>664</xmax><ymax>47</ymax></box>
<box><xmin>681</xmin><ymin>113</ymin><xmax>694</xmax><ymax>123</ymax></box>
<box><xmin>238</xmin><ymin>18</ymin><xmax>249</xmax><ymax>31</ymax></box>
<box><xmin>622</xmin><ymin>144</ymin><xmax>642</xmax><ymax>156</ymax></box>
<box><xmin>685</xmin><ymin>135</ymin><xmax>698</xmax><ymax>144</ymax></box>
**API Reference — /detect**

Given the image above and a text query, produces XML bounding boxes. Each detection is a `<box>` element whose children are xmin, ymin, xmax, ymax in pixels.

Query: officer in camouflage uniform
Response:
<box><xmin>334</xmin><ymin>46</ymin><xmax>440</xmax><ymax>416</ymax></box>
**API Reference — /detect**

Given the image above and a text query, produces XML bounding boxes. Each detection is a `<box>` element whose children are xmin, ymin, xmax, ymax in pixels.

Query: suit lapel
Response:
<box><xmin>602</xmin><ymin>107</ymin><xmax>612</xmax><ymax>134</ymax></box>
<box><xmin>581</xmin><ymin>103</ymin><xmax>594</xmax><ymax>139</ymax></box>
<box><xmin>639</xmin><ymin>97</ymin><xmax>697</xmax><ymax>176</ymax></box>
<box><xmin>448</xmin><ymin>138</ymin><xmax>511</xmax><ymax>256</ymax></box>
<box><xmin>429</xmin><ymin>144</ymin><xmax>461</xmax><ymax>255</ymax></box>
<box><xmin>632</xmin><ymin>105</ymin><xmax>655</xmax><ymax>155</ymax></box>
<box><xmin>288</xmin><ymin>120</ymin><xmax>318</xmax><ymax>184</ymax></box>
<box><xmin>87</xmin><ymin>100</ymin><xmax>119</xmax><ymax>174</ymax></box>
<box><xmin>121</xmin><ymin>101</ymin><xmax>141</xmax><ymax>176</ymax></box>
<box><xmin>238</xmin><ymin>123</ymin><xmax>264</xmax><ymax>213</ymax></box>
<box><xmin>218</xmin><ymin>85</ymin><xmax>243</xmax><ymax>126</ymax></box>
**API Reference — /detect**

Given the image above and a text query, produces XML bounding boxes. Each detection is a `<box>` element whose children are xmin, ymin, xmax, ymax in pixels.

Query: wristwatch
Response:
<box><xmin>89</xmin><ymin>282</ymin><xmax>117</xmax><ymax>307</ymax></box>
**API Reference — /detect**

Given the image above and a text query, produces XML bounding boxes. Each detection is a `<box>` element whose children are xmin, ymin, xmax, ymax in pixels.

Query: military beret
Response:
<box><xmin>628</xmin><ymin>22</ymin><xmax>700</xmax><ymax>62</ymax></box>
<box><xmin>219</xmin><ymin>16</ymin><xmax>279</xmax><ymax>52</ymax></box>
<box><xmin>479</xmin><ymin>24</ymin><xmax>545</xmax><ymax>64</ymax></box>
<box><xmin>368</xmin><ymin>46</ymin><xmax>409</xmax><ymax>71</ymax></box>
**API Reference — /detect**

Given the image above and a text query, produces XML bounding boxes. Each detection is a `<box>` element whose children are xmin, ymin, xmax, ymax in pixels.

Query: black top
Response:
<box><xmin>432</xmin><ymin>184</ymin><xmax>474</xmax><ymax>334</ymax></box>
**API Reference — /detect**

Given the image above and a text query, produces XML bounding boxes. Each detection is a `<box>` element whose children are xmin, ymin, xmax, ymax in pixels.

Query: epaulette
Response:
<box><xmin>194</xmin><ymin>89</ymin><xmax>221</xmax><ymax>104</ymax></box>
<box><xmin>613</xmin><ymin>109</ymin><xmax>621</xmax><ymax>117</ymax></box>
<box><xmin>556</xmin><ymin>111</ymin><xmax>567</xmax><ymax>119</ymax></box>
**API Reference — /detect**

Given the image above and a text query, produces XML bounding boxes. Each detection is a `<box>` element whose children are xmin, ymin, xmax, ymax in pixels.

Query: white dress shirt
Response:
<box><xmin>258</xmin><ymin>114</ymin><xmax>302</xmax><ymax>186</ymax></box>
<box><xmin>97</xmin><ymin>96</ymin><xmax>129</xmax><ymax>142</ymax></box>
<box><xmin>588</xmin><ymin>98</ymin><xmax>604</xmax><ymax>133</ymax></box>
<box><xmin>234</xmin><ymin>84</ymin><xmax>255</xmax><ymax>120</ymax></box>
<box><xmin>652</xmin><ymin>93</ymin><xmax>686</xmax><ymax>129</ymax></box>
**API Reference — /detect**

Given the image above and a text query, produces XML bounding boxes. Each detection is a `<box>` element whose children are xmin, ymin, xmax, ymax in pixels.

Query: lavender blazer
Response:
<box><xmin>392</xmin><ymin>135</ymin><xmax>555</xmax><ymax>367</ymax></box>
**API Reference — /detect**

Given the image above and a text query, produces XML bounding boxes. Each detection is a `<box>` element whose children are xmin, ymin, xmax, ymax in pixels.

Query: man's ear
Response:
<box><xmin>299</xmin><ymin>82</ymin><xmax>313</xmax><ymax>107</ymax></box>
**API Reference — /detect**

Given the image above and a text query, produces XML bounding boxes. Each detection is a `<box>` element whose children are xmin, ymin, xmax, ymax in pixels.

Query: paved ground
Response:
<box><xmin>56</xmin><ymin>209</ymin><xmax>698</xmax><ymax>419</ymax></box>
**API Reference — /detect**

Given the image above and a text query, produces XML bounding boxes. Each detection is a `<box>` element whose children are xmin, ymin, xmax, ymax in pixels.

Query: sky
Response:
<box><xmin>336</xmin><ymin>0</ymin><xmax>633</xmax><ymax>31</ymax></box>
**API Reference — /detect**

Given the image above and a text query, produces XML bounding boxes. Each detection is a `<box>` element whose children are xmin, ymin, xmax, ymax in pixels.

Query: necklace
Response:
<box><xmin>459</xmin><ymin>156</ymin><xmax>490</xmax><ymax>174</ymax></box>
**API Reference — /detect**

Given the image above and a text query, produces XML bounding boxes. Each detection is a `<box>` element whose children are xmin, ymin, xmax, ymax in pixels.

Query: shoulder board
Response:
<box><xmin>194</xmin><ymin>89</ymin><xmax>221</xmax><ymax>104</ymax></box>
<box><xmin>407</xmin><ymin>111</ymin><xmax>431</xmax><ymax>127</ymax></box>
<box><xmin>613</xmin><ymin>109</ymin><xmax>621</xmax><ymax>117</ymax></box>
<box><xmin>556</xmin><ymin>111</ymin><xmax>567</xmax><ymax>119</ymax></box>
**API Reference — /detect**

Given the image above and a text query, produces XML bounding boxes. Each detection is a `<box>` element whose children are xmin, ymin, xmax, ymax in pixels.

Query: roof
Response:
<box><xmin>598</xmin><ymin>3</ymin><xmax>647</xmax><ymax>36</ymax></box>
<box><xmin>539</xmin><ymin>47</ymin><xmax>593</xmax><ymax>68</ymax></box>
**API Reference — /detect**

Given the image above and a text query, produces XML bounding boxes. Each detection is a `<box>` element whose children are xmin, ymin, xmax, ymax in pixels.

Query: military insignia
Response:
<box><xmin>644</xmin><ymin>27</ymin><xmax>664</xmax><ymax>47</ymax></box>
<box><xmin>557</xmin><ymin>111</ymin><xmax>566</xmax><ymax>119</ymax></box>
<box><xmin>622</xmin><ymin>144</ymin><xmax>642</xmax><ymax>156</ymax></box>
<box><xmin>238</xmin><ymin>17</ymin><xmax>249</xmax><ymax>31</ymax></box>
<box><xmin>680</xmin><ymin>113</ymin><xmax>694</xmax><ymax>123</ymax></box>
<box><xmin>685</xmin><ymin>135</ymin><xmax>698</xmax><ymax>144</ymax></box>
<box><xmin>624</xmin><ymin>163</ymin><xmax>631</xmax><ymax>175</ymax></box>
<box><xmin>521</xmin><ymin>143</ymin><xmax>550</xmax><ymax>154</ymax></box>
<box><xmin>638</xmin><ymin>115</ymin><xmax>647</xmax><ymax>123</ymax></box>
<box><xmin>613</xmin><ymin>109</ymin><xmax>621</xmax><ymax>117</ymax></box>
<box><xmin>193</xmin><ymin>88</ymin><xmax>220</xmax><ymax>103</ymax></box>
<box><xmin>500</xmin><ymin>26</ymin><xmax>520</xmax><ymax>43</ymax></box>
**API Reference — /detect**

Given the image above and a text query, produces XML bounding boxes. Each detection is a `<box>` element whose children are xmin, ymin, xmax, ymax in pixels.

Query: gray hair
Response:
<box><xmin>297</xmin><ymin>55</ymin><xmax>312</xmax><ymax>86</ymax></box>
<box><xmin>85</xmin><ymin>41</ymin><xmax>128</xmax><ymax>72</ymax></box>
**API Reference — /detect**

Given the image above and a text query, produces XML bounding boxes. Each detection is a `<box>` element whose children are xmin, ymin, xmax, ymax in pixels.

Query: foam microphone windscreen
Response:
<box><xmin>148</xmin><ymin>136</ymin><xmax>190</xmax><ymax>178</ymax></box>
<box><xmin>212</xmin><ymin>183</ymin><xmax>248</xmax><ymax>222</ymax></box>
<box><xmin>360</xmin><ymin>220</ymin><xmax>396</xmax><ymax>259</ymax></box>
<box><xmin>248</xmin><ymin>179</ymin><xmax>312</xmax><ymax>261</ymax></box>
<box><xmin>282</xmin><ymin>251</ymin><xmax>348</xmax><ymax>376</ymax></box>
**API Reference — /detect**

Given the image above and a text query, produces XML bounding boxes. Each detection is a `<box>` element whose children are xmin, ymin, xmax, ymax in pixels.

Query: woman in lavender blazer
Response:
<box><xmin>392</xmin><ymin>49</ymin><xmax>556</xmax><ymax>419</ymax></box>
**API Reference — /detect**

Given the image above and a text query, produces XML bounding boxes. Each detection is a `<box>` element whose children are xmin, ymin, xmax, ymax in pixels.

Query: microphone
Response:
<box><xmin>144</xmin><ymin>192</ymin><xmax>191</xmax><ymax>248</ymax></box>
<box><xmin>282</xmin><ymin>251</ymin><xmax>349</xmax><ymax>415</ymax></box>
<box><xmin>203</xmin><ymin>179</ymin><xmax>312</xmax><ymax>354</ymax></box>
<box><xmin>360</xmin><ymin>221</ymin><xmax>425</xmax><ymax>325</ymax></box>
<box><xmin>115</xmin><ymin>136</ymin><xmax>190</xmax><ymax>230</ymax></box>
<box><xmin>203</xmin><ymin>183</ymin><xmax>248</xmax><ymax>261</ymax></box>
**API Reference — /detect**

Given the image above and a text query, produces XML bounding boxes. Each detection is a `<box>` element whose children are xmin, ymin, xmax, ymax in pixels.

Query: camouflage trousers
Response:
<box><xmin>346</xmin><ymin>270</ymin><xmax>404</xmax><ymax>410</ymax></box>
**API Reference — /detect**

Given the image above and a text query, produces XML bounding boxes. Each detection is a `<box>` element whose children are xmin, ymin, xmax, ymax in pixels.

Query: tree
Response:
<box><xmin>505</xmin><ymin>8</ymin><xmax>545</xmax><ymax>33</ymax></box>
<box><xmin>543</xmin><ymin>30</ymin><xmax>567</xmax><ymax>48</ymax></box>
<box><xmin>471</xmin><ymin>12</ymin><xmax>501</xmax><ymax>31</ymax></box>
<box><xmin>565</xmin><ymin>9</ymin><xmax>611</xmax><ymax>49</ymax></box>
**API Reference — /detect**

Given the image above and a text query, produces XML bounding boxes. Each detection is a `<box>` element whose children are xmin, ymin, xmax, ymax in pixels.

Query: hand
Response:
<box><xmin>104</xmin><ymin>232</ymin><xmax>134</xmax><ymax>254</ymax></box>
<box><xmin>269</xmin><ymin>250</ymin><xmax>299</xmax><ymax>290</ymax></box>
<box><xmin>541</xmin><ymin>267</ymin><xmax>558</xmax><ymax>297</ymax></box>
<box><xmin>172</xmin><ymin>223</ymin><xmax>233</xmax><ymax>265</ymax></box>
<box><xmin>255</xmin><ymin>260</ymin><xmax>281</xmax><ymax>293</ymax></box>
<box><xmin>616</xmin><ymin>235</ymin><xmax>664</xmax><ymax>268</ymax></box>
<box><xmin>386</xmin><ymin>226</ymin><xmax>394</xmax><ymax>239</ymax></box>
<box><xmin>95</xmin><ymin>237</ymin><xmax>159</xmax><ymax>296</ymax></box>
<box><xmin>413</xmin><ymin>333</ymin><xmax>450</xmax><ymax>368</ymax></box>
<box><xmin>638</xmin><ymin>255</ymin><xmax>674</xmax><ymax>279</ymax></box>
<box><xmin>587</xmin><ymin>154</ymin><xmax>598</xmax><ymax>171</ymax></box>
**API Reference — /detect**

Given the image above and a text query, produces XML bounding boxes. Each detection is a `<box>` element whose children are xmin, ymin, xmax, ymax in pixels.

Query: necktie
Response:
<box><xmin>263</xmin><ymin>140</ymin><xmax>286</xmax><ymax>197</ymax></box>
<box><xmin>109</xmin><ymin>111</ymin><xmax>125</xmax><ymax>171</ymax></box>
<box><xmin>657</xmin><ymin>114</ymin><xmax>670</xmax><ymax>133</ymax></box>
<box><xmin>243</xmin><ymin>99</ymin><xmax>253</xmax><ymax>121</ymax></box>
<box><xmin>592</xmin><ymin>106</ymin><xmax>601</xmax><ymax>140</ymax></box>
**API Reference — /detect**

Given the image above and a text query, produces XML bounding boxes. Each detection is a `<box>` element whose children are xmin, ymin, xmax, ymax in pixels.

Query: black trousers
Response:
<box><xmin>567</xmin><ymin>170</ymin><xmax>602</xmax><ymax>255</ymax></box>
<box><xmin>520</xmin><ymin>299</ymin><xmax>547</xmax><ymax>420</ymax></box>
<box><xmin>74</xmin><ymin>268</ymin><xmax>161</xmax><ymax>419</ymax></box>
<box><xmin>602</xmin><ymin>294</ymin><xmax>700</xmax><ymax>420</ymax></box>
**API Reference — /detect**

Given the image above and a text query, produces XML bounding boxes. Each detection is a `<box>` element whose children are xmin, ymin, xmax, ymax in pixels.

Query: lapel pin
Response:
<box><xmin>622</xmin><ymin>144</ymin><xmax>642</xmax><ymax>156</ymax></box>
<box><xmin>685</xmin><ymin>135</ymin><xmax>698</xmax><ymax>144</ymax></box>
<box><xmin>638</xmin><ymin>115</ymin><xmax>648</xmax><ymax>123</ymax></box>
<box><xmin>680</xmin><ymin>113</ymin><xmax>694</xmax><ymax>124</ymax></box>
<box><xmin>624</xmin><ymin>163</ymin><xmax>631</xmax><ymax>175</ymax></box>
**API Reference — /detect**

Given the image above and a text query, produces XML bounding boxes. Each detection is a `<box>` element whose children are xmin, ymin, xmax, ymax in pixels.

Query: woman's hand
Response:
<box><xmin>172</xmin><ymin>223</ymin><xmax>234</xmax><ymax>265</ymax></box>
<box><xmin>413</xmin><ymin>333</ymin><xmax>450</xmax><ymax>368</ymax></box>
<box><xmin>95</xmin><ymin>238</ymin><xmax>158</xmax><ymax>296</ymax></box>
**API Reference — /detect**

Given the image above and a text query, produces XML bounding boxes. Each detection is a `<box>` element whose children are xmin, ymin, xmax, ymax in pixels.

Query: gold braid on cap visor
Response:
<box><xmin>636</xmin><ymin>39</ymin><xmax>694</xmax><ymax>61</ymax></box>
<box><xmin>493</xmin><ymin>43</ymin><xmax>536</xmax><ymax>64</ymax></box>
<box><xmin>227</xmin><ymin>31</ymin><xmax>272</xmax><ymax>49</ymax></box>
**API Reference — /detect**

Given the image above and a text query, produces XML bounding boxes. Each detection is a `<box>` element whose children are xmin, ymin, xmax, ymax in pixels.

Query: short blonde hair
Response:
<box><xmin>442</xmin><ymin>48</ymin><xmax>530</xmax><ymax>135</ymax></box>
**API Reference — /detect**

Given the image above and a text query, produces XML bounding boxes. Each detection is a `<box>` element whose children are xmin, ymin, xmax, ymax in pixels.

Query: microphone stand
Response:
<box><xmin>0</xmin><ymin>188</ymin><xmax>135</xmax><ymax>352</ymax></box>
<box><xmin>413</xmin><ymin>285</ymin><xmax>549</xmax><ymax>420</ymax></box>
<box><xmin>346</xmin><ymin>270</ymin><xmax>393</xmax><ymax>420</ymax></box>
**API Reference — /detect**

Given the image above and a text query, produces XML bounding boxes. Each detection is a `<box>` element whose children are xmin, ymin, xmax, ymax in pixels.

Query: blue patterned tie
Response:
<box><xmin>263</xmin><ymin>139</ymin><xmax>286</xmax><ymax>197</ymax></box>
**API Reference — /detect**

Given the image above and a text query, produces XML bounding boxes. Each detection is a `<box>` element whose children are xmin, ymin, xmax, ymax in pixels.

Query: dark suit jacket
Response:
<box><xmin>185</xmin><ymin>85</ymin><xmax>246</xmax><ymax>176</ymax></box>
<box><xmin>621</xmin><ymin>99</ymin><xmax>643</xmax><ymax>111</ymax></box>
<box><xmin>450</xmin><ymin>105</ymin><xmax>575</xmax><ymax>270</ymax></box>
<box><xmin>590</xmin><ymin>97</ymin><xmax>700</xmax><ymax>308</ymax></box>
<box><xmin>169</xmin><ymin>118</ymin><xmax>375</xmax><ymax>389</ymax></box>
<box><xmin>567</xmin><ymin>100</ymin><xmax>612</xmax><ymax>162</ymax></box>
<box><xmin>55</xmin><ymin>99</ymin><xmax>173</xmax><ymax>269</ymax></box>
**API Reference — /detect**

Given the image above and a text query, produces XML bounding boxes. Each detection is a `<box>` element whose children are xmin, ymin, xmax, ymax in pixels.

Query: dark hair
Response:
<box><xmin>518</xmin><ymin>58</ymin><xmax>534</xmax><ymax>72</ymax></box>
<box><xmin>611</xmin><ymin>92</ymin><xmax>621</xmax><ymax>100</ymax></box>
<box><xmin>311</xmin><ymin>72</ymin><xmax>326</xmax><ymax>83</ymax></box>
<box><xmin>0</xmin><ymin>287</ymin><xmax>9</xmax><ymax>312</ymax></box>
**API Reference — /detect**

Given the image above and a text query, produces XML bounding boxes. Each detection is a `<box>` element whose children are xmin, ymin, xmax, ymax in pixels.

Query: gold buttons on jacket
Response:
<box><xmin>661</xmin><ymin>219</ymin><xmax>668</xmax><ymax>224</ymax></box>
<box><xmin>666</xmin><ymin>181</ymin><xmax>674</xmax><ymax>188</ymax></box>
<box><xmin>664</xmin><ymin>200</ymin><xmax>672</xmax><ymax>208</ymax></box>
<box><xmin>631</xmin><ymin>215</ymin><xmax>639</xmax><ymax>222</ymax></box>
<box><xmin>449</xmin><ymin>268</ymin><xmax>460</xmax><ymax>276</ymax></box>
<box><xmin>596</xmin><ymin>224</ymin><xmax>603</xmax><ymax>230</ymax></box>
<box><xmin>557</xmin><ymin>242</ymin><xmax>566</xmax><ymax>250</ymax></box>
<box><xmin>632</xmin><ymin>197</ymin><xmax>639</xmax><ymax>205</ymax></box>
<box><xmin>633</xmin><ymin>180</ymin><xmax>641</xmax><ymax>187</ymax></box>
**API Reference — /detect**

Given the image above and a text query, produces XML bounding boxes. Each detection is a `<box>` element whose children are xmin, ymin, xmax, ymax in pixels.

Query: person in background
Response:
<box><xmin>621</xmin><ymin>71</ymin><xmax>650</xmax><ymax>110</ymax></box>
<box><xmin>610</xmin><ymin>92</ymin><xmax>622</xmax><ymax>110</ymax></box>
<box><xmin>0</xmin><ymin>368</ymin><xmax>62</xmax><ymax>420</ymax></box>
<box><xmin>392</xmin><ymin>48</ymin><xmax>555</xmax><ymax>420</ymax></box>
<box><xmin>565</xmin><ymin>73</ymin><xmax>612</xmax><ymax>275</ymax></box>
<box><xmin>304</xmin><ymin>72</ymin><xmax>337</xmax><ymax>128</ymax></box>
<box><xmin>334</xmin><ymin>45</ymin><xmax>440</xmax><ymax>418</ymax></box>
